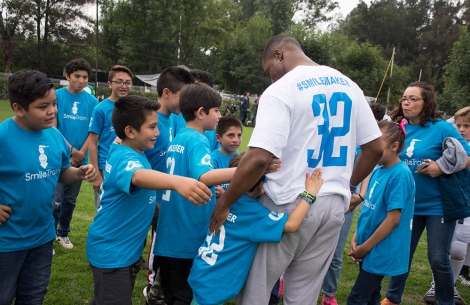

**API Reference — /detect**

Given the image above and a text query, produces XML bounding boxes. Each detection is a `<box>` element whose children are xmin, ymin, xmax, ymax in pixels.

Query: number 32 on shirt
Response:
<box><xmin>307</xmin><ymin>92</ymin><xmax>352</xmax><ymax>168</ymax></box>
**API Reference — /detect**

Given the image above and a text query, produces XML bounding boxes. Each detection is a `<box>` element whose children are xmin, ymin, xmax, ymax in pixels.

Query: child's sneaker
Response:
<box><xmin>56</xmin><ymin>236</ymin><xmax>73</xmax><ymax>249</ymax></box>
<box><xmin>454</xmin><ymin>286</ymin><xmax>466</xmax><ymax>305</ymax></box>
<box><xmin>380</xmin><ymin>298</ymin><xmax>398</xmax><ymax>305</ymax></box>
<box><xmin>459</xmin><ymin>273</ymin><xmax>470</xmax><ymax>287</ymax></box>
<box><xmin>322</xmin><ymin>294</ymin><xmax>338</xmax><ymax>305</ymax></box>
<box><xmin>423</xmin><ymin>281</ymin><xmax>436</xmax><ymax>304</ymax></box>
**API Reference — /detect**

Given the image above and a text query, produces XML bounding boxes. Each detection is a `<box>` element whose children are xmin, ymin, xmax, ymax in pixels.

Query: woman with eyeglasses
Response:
<box><xmin>380</xmin><ymin>82</ymin><xmax>470</xmax><ymax>305</ymax></box>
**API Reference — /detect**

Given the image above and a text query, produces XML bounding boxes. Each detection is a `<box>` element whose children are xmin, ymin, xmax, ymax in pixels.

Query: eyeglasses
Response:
<box><xmin>399</xmin><ymin>97</ymin><xmax>423</xmax><ymax>104</ymax></box>
<box><xmin>110</xmin><ymin>80</ymin><xmax>132</xmax><ymax>87</ymax></box>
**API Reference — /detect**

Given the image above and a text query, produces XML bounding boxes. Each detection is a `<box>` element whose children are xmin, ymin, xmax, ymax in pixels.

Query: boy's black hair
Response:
<box><xmin>216</xmin><ymin>116</ymin><xmax>243</xmax><ymax>136</ymax></box>
<box><xmin>8</xmin><ymin>69</ymin><xmax>55</xmax><ymax>111</ymax></box>
<box><xmin>108</xmin><ymin>65</ymin><xmax>134</xmax><ymax>82</ymax></box>
<box><xmin>190</xmin><ymin>69</ymin><xmax>214</xmax><ymax>87</ymax></box>
<box><xmin>65</xmin><ymin>58</ymin><xmax>92</xmax><ymax>76</ymax></box>
<box><xmin>179</xmin><ymin>83</ymin><xmax>221</xmax><ymax>122</ymax></box>
<box><xmin>229</xmin><ymin>152</ymin><xmax>265</xmax><ymax>192</ymax></box>
<box><xmin>370</xmin><ymin>103</ymin><xmax>386</xmax><ymax>121</ymax></box>
<box><xmin>112</xmin><ymin>95</ymin><xmax>160</xmax><ymax>140</ymax></box>
<box><xmin>378</xmin><ymin>120</ymin><xmax>406</xmax><ymax>153</ymax></box>
<box><xmin>157</xmin><ymin>67</ymin><xmax>195</xmax><ymax>96</ymax></box>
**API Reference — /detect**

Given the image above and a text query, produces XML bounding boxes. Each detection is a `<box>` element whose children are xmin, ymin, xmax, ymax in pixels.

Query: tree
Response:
<box><xmin>0</xmin><ymin>0</ymin><xmax>32</xmax><ymax>73</ymax></box>
<box><xmin>217</xmin><ymin>15</ymin><xmax>272</xmax><ymax>93</ymax></box>
<box><xmin>441</xmin><ymin>26</ymin><xmax>470</xmax><ymax>113</ymax></box>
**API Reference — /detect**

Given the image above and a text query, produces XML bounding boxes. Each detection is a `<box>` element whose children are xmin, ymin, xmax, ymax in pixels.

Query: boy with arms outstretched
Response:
<box><xmin>0</xmin><ymin>69</ymin><xmax>96</xmax><ymax>304</ymax></box>
<box><xmin>188</xmin><ymin>153</ymin><xmax>324</xmax><ymax>305</ymax></box>
<box><xmin>86</xmin><ymin>95</ymin><xmax>211</xmax><ymax>305</ymax></box>
<box><xmin>88</xmin><ymin>65</ymin><xmax>133</xmax><ymax>209</ymax></box>
<box><xmin>154</xmin><ymin>83</ymin><xmax>244</xmax><ymax>304</ymax></box>
<box><xmin>53</xmin><ymin>58</ymin><xmax>99</xmax><ymax>249</ymax></box>
<box><xmin>144</xmin><ymin>66</ymin><xmax>194</xmax><ymax>305</ymax></box>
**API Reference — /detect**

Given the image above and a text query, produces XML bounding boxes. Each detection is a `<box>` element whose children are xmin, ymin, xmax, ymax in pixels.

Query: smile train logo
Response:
<box><xmin>406</xmin><ymin>139</ymin><xmax>421</xmax><ymax>158</ymax></box>
<box><xmin>38</xmin><ymin>145</ymin><xmax>48</xmax><ymax>169</ymax></box>
<box><xmin>369</xmin><ymin>180</ymin><xmax>379</xmax><ymax>200</ymax></box>
<box><xmin>72</xmin><ymin>102</ymin><xmax>79</xmax><ymax>115</ymax></box>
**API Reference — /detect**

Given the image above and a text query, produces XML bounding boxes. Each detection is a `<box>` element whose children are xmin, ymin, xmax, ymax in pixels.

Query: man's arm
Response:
<box><xmin>87</xmin><ymin>132</ymin><xmax>102</xmax><ymax>191</ymax></box>
<box><xmin>349</xmin><ymin>138</ymin><xmax>383</xmax><ymax>188</ymax></box>
<box><xmin>209</xmin><ymin>147</ymin><xmax>273</xmax><ymax>233</ymax></box>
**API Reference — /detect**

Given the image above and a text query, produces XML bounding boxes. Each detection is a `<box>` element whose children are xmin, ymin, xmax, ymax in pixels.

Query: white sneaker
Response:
<box><xmin>56</xmin><ymin>236</ymin><xmax>73</xmax><ymax>249</ymax></box>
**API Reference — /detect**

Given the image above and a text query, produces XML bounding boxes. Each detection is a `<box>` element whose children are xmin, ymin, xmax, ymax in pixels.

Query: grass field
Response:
<box><xmin>0</xmin><ymin>98</ymin><xmax>468</xmax><ymax>304</ymax></box>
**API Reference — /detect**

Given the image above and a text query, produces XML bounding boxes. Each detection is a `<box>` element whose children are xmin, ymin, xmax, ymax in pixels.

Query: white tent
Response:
<box><xmin>135</xmin><ymin>65</ymin><xmax>190</xmax><ymax>87</ymax></box>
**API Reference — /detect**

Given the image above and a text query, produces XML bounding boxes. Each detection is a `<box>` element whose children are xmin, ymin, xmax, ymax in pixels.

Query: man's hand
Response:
<box><xmin>78</xmin><ymin>164</ymin><xmax>97</xmax><ymax>182</ymax></box>
<box><xmin>209</xmin><ymin>199</ymin><xmax>230</xmax><ymax>235</ymax></box>
<box><xmin>175</xmin><ymin>178</ymin><xmax>212</xmax><ymax>206</ymax></box>
<box><xmin>416</xmin><ymin>159</ymin><xmax>443</xmax><ymax>178</ymax></box>
<box><xmin>0</xmin><ymin>205</ymin><xmax>12</xmax><ymax>225</ymax></box>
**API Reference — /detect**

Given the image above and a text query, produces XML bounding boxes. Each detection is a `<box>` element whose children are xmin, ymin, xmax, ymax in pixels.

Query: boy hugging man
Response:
<box><xmin>85</xmin><ymin>95</ymin><xmax>211</xmax><ymax>305</ymax></box>
<box><xmin>154</xmin><ymin>83</ymin><xmax>240</xmax><ymax>305</ymax></box>
<box><xmin>188</xmin><ymin>153</ymin><xmax>324</xmax><ymax>305</ymax></box>
<box><xmin>0</xmin><ymin>70</ymin><xmax>96</xmax><ymax>304</ymax></box>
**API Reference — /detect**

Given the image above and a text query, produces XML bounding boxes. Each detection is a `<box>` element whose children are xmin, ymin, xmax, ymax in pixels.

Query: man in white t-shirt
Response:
<box><xmin>209</xmin><ymin>35</ymin><xmax>383</xmax><ymax>304</ymax></box>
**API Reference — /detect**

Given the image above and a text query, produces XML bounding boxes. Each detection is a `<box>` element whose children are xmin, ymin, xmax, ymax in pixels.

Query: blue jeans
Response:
<box><xmin>385</xmin><ymin>215</ymin><xmax>456</xmax><ymax>305</ymax></box>
<box><xmin>53</xmin><ymin>181</ymin><xmax>82</xmax><ymax>237</ymax></box>
<box><xmin>0</xmin><ymin>241</ymin><xmax>54</xmax><ymax>305</ymax></box>
<box><xmin>322</xmin><ymin>210</ymin><xmax>355</xmax><ymax>296</ymax></box>
<box><xmin>347</xmin><ymin>266</ymin><xmax>387</xmax><ymax>305</ymax></box>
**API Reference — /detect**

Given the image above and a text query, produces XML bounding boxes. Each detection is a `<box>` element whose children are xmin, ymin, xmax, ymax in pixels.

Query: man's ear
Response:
<box><xmin>11</xmin><ymin>103</ymin><xmax>26</xmax><ymax>117</ymax></box>
<box><xmin>65</xmin><ymin>73</ymin><xmax>71</xmax><ymax>81</ymax></box>
<box><xmin>215</xmin><ymin>133</ymin><xmax>221</xmax><ymax>143</ymax></box>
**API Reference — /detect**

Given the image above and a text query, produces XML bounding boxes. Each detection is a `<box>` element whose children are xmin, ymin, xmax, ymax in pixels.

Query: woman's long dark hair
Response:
<box><xmin>390</xmin><ymin>81</ymin><xmax>442</xmax><ymax>126</ymax></box>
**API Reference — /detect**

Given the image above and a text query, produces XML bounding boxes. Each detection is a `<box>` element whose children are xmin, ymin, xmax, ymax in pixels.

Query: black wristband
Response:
<box><xmin>358</xmin><ymin>193</ymin><xmax>364</xmax><ymax>202</ymax></box>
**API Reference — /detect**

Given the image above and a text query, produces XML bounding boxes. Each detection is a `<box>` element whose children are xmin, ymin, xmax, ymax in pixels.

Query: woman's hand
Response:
<box><xmin>416</xmin><ymin>159</ymin><xmax>443</xmax><ymax>178</ymax></box>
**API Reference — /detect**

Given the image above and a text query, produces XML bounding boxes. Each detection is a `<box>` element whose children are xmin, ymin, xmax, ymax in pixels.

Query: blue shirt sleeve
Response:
<box><xmin>249</xmin><ymin>211</ymin><xmax>288</xmax><ymax>243</ymax></box>
<box><xmin>115</xmin><ymin>155</ymin><xmax>146</xmax><ymax>195</ymax></box>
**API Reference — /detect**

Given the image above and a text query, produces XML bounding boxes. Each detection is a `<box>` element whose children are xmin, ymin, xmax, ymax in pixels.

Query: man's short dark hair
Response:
<box><xmin>262</xmin><ymin>35</ymin><xmax>302</xmax><ymax>64</ymax></box>
<box><xmin>157</xmin><ymin>67</ymin><xmax>195</xmax><ymax>96</ymax></box>
<box><xmin>190</xmin><ymin>69</ymin><xmax>214</xmax><ymax>88</ymax></box>
<box><xmin>65</xmin><ymin>58</ymin><xmax>92</xmax><ymax>76</ymax></box>
<box><xmin>370</xmin><ymin>103</ymin><xmax>386</xmax><ymax>121</ymax></box>
<box><xmin>179</xmin><ymin>83</ymin><xmax>221</xmax><ymax>122</ymax></box>
<box><xmin>216</xmin><ymin>116</ymin><xmax>243</xmax><ymax>136</ymax></box>
<box><xmin>8</xmin><ymin>69</ymin><xmax>55</xmax><ymax>111</ymax></box>
<box><xmin>108</xmin><ymin>65</ymin><xmax>134</xmax><ymax>82</ymax></box>
<box><xmin>112</xmin><ymin>95</ymin><xmax>160</xmax><ymax>140</ymax></box>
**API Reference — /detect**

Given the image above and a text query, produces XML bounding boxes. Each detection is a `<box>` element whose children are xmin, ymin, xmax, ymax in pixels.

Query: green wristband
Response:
<box><xmin>301</xmin><ymin>191</ymin><xmax>316</xmax><ymax>205</ymax></box>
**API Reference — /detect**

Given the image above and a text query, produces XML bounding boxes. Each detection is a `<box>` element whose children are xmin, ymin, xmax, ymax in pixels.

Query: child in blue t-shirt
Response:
<box><xmin>154</xmin><ymin>83</ymin><xmax>253</xmax><ymax>305</ymax></box>
<box><xmin>143</xmin><ymin>66</ymin><xmax>195</xmax><ymax>303</ymax></box>
<box><xmin>211</xmin><ymin>116</ymin><xmax>243</xmax><ymax>198</ymax></box>
<box><xmin>0</xmin><ymin>70</ymin><xmax>97</xmax><ymax>304</ymax></box>
<box><xmin>188</xmin><ymin>152</ymin><xmax>324</xmax><ymax>305</ymax></box>
<box><xmin>53</xmin><ymin>58</ymin><xmax>99</xmax><ymax>249</ymax></box>
<box><xmin>88</xmin><ymin>65</ymin><xmax>134</xmax><ymax>209</ymax></box>
<box><xmin>86</xmin><ymin>95</ymin><xmax>212</xmax><ymax>305</ymax></box>
<box><xmin>347</xmin><ymin>120</ymin><xmax>416</xmax><ymax>305</ymax></box>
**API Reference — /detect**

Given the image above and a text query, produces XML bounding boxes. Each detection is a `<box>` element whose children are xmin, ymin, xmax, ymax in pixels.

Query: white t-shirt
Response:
<box><xmin>249</xmin><ymin>65</ymin><xmax>381</xmax><ymax>207</ymax></box>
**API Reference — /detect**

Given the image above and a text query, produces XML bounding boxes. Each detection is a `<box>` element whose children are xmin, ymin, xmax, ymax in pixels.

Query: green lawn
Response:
<box><xmin>0</xmin><ymin>99</ymin><xmax>468</xmax><ymax>304</ymax></box>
